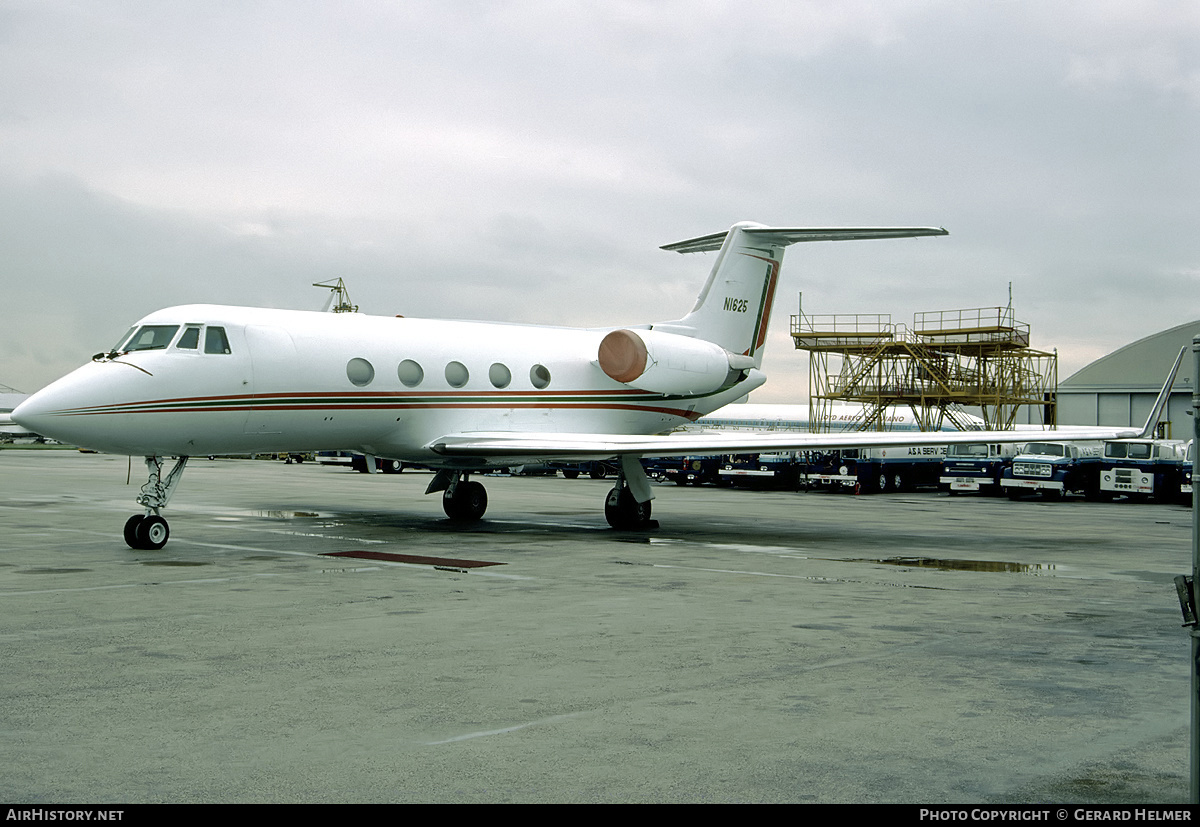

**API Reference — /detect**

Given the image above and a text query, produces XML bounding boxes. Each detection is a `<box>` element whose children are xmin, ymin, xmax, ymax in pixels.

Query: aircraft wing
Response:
<box><xmin>432</xmin><ymin>332</ymin><xmax>1186</xmax><ymax>464</ymax></box>
<box><xmin>429</xmin><ymin>423</ymin><xmax>1146</xmax><ymax>463</ymax></box>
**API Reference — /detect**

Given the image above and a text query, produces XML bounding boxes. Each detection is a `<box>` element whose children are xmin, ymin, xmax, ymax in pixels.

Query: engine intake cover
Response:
<box><xmin>598</xmin><ymin>328</ymin><xmax>744</xmax><ymax>395</ymax></box>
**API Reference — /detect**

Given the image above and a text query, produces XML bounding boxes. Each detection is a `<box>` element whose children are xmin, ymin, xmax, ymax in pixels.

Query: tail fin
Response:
<box><xmin>1137</xmin><ymin>345</ymin><xmax>1186</xmax><ymax>439</ymax></box>
<box><xmin>653</xmin><ymin>222</ymin><xmax>948</xmax><ymax>367</ymax></box>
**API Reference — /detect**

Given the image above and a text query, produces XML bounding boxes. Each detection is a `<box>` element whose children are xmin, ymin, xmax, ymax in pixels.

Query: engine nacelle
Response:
<box><xmin>597</xmin><ymin>328</ymin><xmax>749</xmax><ymax>395</ymax></box>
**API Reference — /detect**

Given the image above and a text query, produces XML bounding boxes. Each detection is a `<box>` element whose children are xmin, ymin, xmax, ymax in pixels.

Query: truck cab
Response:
<box><xmin>939</xmin><ymin>442</ymin><xmax>1018</xmax><ymax>495</ymax></box>
<box><xmin>1000</xmin><ymin>441</ymin><xmax>1103</xmax><ymax>501</ymax></box>
<box><xmin>1099</xmin><ymin>438</ymin><xmax>1187</xmax><ymax>502</ymax></box>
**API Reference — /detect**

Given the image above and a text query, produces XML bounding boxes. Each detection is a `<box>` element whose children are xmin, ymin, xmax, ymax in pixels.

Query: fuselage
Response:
<box><xmin>13</xmin><ymin>304</ymin><xmax>760</xmax><ymax>465</ymax></box>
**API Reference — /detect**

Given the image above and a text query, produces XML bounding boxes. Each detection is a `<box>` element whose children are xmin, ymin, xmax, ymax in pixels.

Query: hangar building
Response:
<box><xmin>1058</xmin><ymin>320</ymin><xmax>1198</xmax><ymax>438</ymax></box>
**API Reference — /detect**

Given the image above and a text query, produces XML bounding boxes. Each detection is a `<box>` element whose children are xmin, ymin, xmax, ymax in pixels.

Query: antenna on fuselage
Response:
<box><xmin>313</xmin><ymin>278</ymin><xmax>358</xmax><ymax>313</ymax></box>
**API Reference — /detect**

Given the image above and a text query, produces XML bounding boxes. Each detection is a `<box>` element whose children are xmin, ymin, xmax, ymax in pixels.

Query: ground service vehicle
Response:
<box><xmin>1183</xmin><ymin>441</ymin><xmax>1193</xmax><ymax>504</ymax></box>
<box><xmin>718</xmin><ymin>452</ymin><xmax>803</xmax><ymax>488</ymax></box>
<box><xmin>939</xmin><ymin>442</ymin><xmax>1019</xmax><ymax>495</ymax></box>
<box><xmin>1099</xmin><ymin>438</ymin><xmax>1187</xmax><ymax>502</ymax></box>
<box><xmin>809</xmin><ymin>445</ymin><xmax>946</xmax><ymax>493</ymax></box>
<box><xmin>643</xmin><ymin>456</ymin><xmax>723</xmax><ymax>486</ymax></box>
<box><xmin>1000</xmin><ymin>441</ymin><xmax>1103</xmax><ymax>500</ymax></box>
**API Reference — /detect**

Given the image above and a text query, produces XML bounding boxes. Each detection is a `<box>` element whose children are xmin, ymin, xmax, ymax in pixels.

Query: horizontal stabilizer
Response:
<box><xmin>661</xmin><ymin>226</ymin><xmax>948</xmax><ymax>254</ymax></box>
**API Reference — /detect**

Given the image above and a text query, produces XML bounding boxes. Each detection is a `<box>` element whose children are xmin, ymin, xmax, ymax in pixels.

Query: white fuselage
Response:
<box><xmin>16</xmin><ymin>304</ymin><xmax>758</xmax><ymax>464</ymax></box>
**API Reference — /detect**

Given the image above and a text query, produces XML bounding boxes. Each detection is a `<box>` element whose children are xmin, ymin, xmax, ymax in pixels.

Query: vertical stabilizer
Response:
<box><xmin>654</xmin><ymin>223</ymin><xmax>948</xmax><ymax>368</ymax></box>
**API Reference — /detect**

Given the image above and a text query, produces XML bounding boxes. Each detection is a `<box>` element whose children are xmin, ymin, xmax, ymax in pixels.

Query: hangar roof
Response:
<box><xmin>1062</xmin><ymin>320</ymin><xmax>1199</xmax><ymax>392</ymax></box>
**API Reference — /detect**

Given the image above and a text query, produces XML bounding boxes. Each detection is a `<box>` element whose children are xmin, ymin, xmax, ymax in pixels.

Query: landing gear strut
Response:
<box><xmin>125</xmin><ymin>456</ymin><xmax>188</xmax><ymax>550</ymax></box>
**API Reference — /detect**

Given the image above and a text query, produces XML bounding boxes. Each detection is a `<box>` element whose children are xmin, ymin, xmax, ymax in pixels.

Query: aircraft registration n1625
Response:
<box><xmin>13</xmin><ymin>221</ymin><xmax>1169</xmax><ymax>549</ymax></box>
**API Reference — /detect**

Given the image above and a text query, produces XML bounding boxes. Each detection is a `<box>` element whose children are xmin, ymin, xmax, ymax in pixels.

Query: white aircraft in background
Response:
<box><xmin>693</xmin><ymin>402</ymin><xmax>985</xmax><ymax>433</ymax></box>
<box><xmin>0</xmin><ymin>388</ymin><xmax>32</xmax><ymax>439</ymax></box>
<box><xmin>13</xmin><ymin>221</ymin><xmax>1174</xmax><ymax>550</ymax></box>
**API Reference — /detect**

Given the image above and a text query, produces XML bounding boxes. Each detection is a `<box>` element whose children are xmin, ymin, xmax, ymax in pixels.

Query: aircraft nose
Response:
<box><xmin>11</xmin><ymin>393</ymin><xmax>49</xmax><ymax>434</ymax></box>
<box><xmin>10</xmin><ymin>365</ymin><xmax>119</xmax><ymax>448</ymax></box>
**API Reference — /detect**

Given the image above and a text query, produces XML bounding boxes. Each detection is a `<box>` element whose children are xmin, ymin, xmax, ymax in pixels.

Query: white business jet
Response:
<box><xmin>12</xmin><ymin>221</ymin><xmax>1172</xmax><ymax>549</ymax></box>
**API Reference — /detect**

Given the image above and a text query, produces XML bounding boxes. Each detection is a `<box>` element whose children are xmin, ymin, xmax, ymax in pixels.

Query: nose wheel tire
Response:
<box><xmin>124</xmin><ymin>514</ymin><xmax>170</xmax><ymax>550</ymax></box>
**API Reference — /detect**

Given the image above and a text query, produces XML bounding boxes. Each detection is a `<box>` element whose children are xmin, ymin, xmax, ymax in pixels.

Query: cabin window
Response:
<box><xmin>347</xmin><ymin>358</ymin><xmax>375</xmax><ymax>387</ymax></box>
<box><xmin>398</xmin><ymin>359</ymin><xmax>424</xmax><ymax>388</ymax></box>
<box><xmin>445</xmin><ymin>361</ymin><xmax>469</xmax><ymax>388</ymax></box>
<box><xmin>489</xmin><ymin>363</ymin><xmax>511</xmax><ymax>389</ymax></box>
<box><xmin>176</xmin><ymin>327</ymin><xmax>201</xmax><ymax>350</ymax></box>
<box><xmin>530</xmin><ymin>364</ymin><xmax>551</xmax><ymax>389</ymax></box>
<box><xmin>204</xmin><ymin>326</ymin><xmax>232</xmax><ymax>354</ymax></box>
<box><xmin>123</xmin><ymin>325</ymin><xmax>179</xmax><ymax>352</ymax></box>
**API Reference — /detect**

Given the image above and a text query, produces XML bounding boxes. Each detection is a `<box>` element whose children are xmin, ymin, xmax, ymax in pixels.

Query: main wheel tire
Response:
<box><xmin>123</xmin><ymin>514</ymin><xmax>145</xmax><ymax>549</ymax></box>
<box><xmin>604</xmin><ymin>487</ymin><xmax>652</xmax><ymax>530</ymax></box>
<box><xmin>135</xmin><ymin>515</ymin><xmax>170</xmax><ymax>550</ymax></box>
<box><xmin>443</xmin><ymin>480</ymin><xmax>488</xmax><ymax>521</ymax></box>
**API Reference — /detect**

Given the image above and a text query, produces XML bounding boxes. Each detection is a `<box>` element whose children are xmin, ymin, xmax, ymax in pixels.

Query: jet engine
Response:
<box><xmin>597</xmin><ymin>328</ymin><xmax>752</xmax><ymax>396</ymax></box>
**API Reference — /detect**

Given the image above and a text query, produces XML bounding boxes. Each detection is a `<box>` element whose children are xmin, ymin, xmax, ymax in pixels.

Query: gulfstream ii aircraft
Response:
<box><xmin>13</xmin><ymin>222</ymin><xmax>1172</xmax><ymax>549</ymax></box>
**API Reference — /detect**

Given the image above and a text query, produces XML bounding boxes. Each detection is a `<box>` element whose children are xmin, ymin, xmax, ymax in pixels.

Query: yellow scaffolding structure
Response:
<box><xmin>791</xmin><ymin>302</ymin><xmax>1057</xmax><ymax>432</ymax></box>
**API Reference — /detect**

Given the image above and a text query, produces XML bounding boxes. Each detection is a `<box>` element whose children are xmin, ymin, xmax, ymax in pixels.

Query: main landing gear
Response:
<box><xmin>124</xmin><ymin>456</ymin><xmax>188</xmax><ymax>550</ymax></box>
<box><xmin>428</xmin><ymin>471</ymin><xmax>489</xmax><ymax>522</ymax></box>
<box><xmin>604</xmin><ymin>455</ymin><xmax>656</xmax><ymax>531</ymax></box>
<box><xmin>428</xmin><ymin>456</ymin><xmax>657</xmax><ymax>530</ymax></box>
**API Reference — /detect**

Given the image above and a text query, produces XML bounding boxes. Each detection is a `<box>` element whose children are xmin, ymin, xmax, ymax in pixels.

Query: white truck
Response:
<box><xmin>1098</xmin><ymin>438</ymin><xmax>1188</xmax><ymax>502</ymax></box>
<box><xmin>1000</xmin><ymin>441</ymin><xmax>1103</xmax><ymax>501</ymax></box>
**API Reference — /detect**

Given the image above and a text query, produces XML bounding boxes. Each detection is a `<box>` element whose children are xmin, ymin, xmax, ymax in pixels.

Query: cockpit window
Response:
<box><xmin>112</xmin><ymin>327</ymin><xmax>136</xmax><ymax>351</ymax></box>
<box><xmin>122</xmin><ymin>325</ymin><xmax>180</xmax><ymax>352</ymax></box>
<box><xmin>204</xmin><ymin>326</ymin><xmax>231</xmax><ymax>354</ymax></box>
<box><xmin>176</xmin><ymin>326</ymin><xmax>201</xmax><ymax>350</ymax></box>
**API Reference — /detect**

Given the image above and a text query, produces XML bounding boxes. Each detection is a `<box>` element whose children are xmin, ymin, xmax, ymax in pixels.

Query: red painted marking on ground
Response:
<box><xmin>321</xmin><ymin>550</ymin><xmax>505</xmax><ymax>568</ymax></box>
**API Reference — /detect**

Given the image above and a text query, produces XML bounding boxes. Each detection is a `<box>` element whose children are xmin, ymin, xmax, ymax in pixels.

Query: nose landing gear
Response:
<box><xmin>124</xmin><ymin>456</ymin><xmax>188</xmax><ymax>550</ymax></box>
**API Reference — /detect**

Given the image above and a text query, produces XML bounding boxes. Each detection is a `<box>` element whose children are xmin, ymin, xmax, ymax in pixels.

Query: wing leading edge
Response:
<box><xmin>428</xmin><ymin>423</ymin><xmax>1146</xmax><ymax>463</ymax></box>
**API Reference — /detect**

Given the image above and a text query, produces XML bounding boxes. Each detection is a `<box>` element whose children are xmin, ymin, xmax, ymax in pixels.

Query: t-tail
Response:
<box><xmin>657</xmin><ymin>221</ymin><xmax>949</xmax><ymax>366</ymax></box>
<box><xmin>596</xmin><ymin>221</ymin><xmax>946</xmax><ymax>398</ymax></box>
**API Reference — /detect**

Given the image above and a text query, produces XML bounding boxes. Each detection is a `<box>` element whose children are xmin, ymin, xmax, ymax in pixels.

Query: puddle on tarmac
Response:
<box><xmin>214</xmin><ymin>510</ymin><xmax>329</xmax><ymax>522</ymax></box>
<box><xmin>854</xmin><ymin>556</ymin><xmax>1058</xmax><ymax>573</ymax></box>
<box><xmin>621</xmin><ymin>537</ymin><xmax>1054</xmax><ymax>574</ymax></box>
<box><xmin>139</xmin><ymin>560</ymin><xmax>212</xmax><ymax>567</ymax></box>
<box><xmin>16</xmin><ymin>568</ymin><xmax>92</xmax><ymax>575</ymax></box>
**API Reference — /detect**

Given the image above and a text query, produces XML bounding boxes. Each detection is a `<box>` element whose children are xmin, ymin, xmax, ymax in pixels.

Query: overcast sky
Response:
<box><xmin>1</xmin><ymin>0</ymin><xmax>1197</xmax><ymax>402</ymax></box>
